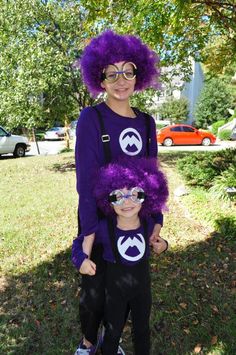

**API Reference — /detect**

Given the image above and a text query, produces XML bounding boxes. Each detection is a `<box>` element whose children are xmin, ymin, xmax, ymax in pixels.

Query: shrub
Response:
<box><xmin>218</xmin><ymin>129</ymin><xmax>232</xmax><ymax>141</ymax></box>
<box><xmin>214</xmin><ymin>216</ymin><xmax>236</xmax><ymax>239</ymax></box>
<box><xmin>210</xmin><ymin>167</ymin><xmax>236</xmax><ymax>201</ymax></box>
<box><xmin>177</xmin><ymin>149</ymin><xmax>236</xmax><ymax>188</ymax></box>
<box><xmin>156</xmin><ymin>123</ymin><xmax>168</xmax><ymax>130</ymax></box>
<box><xmin>211</xmin><ymin>120</ymin><xmax>225</xmax><ymax>135</ymax></box>
<box><xmin>158</xmin><ymin>97</ymin><xmax>189</xmax><ymax>122</ymax></box>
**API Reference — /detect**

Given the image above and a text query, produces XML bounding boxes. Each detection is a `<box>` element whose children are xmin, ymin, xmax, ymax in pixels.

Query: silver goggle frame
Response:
<box><xmin>102</xmin><ymin>62</ymin><xmax>137</xmax><ymax>83</ymax></box>
<box><xmin>109</xmin><ymin>187</ymin><xmax>145</xmax><ymax>206</ymax></box>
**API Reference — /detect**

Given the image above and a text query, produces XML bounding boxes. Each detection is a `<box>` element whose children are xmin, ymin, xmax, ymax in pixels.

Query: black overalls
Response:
<box><xmin>101</xmin><ymin>219</ymin><xmax>152</xmax><ymax>355</ymax></box>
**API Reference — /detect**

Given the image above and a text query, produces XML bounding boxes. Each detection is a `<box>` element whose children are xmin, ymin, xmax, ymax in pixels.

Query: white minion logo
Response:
<box><xmin>117</xmin><ymin>233</ymin><xmax>146</xmax><ymax>261</ymax></box>
<box><xmin>119</xmin><ymin>128</ymin><xmax>142</xmax><ymax>156</ymax></box>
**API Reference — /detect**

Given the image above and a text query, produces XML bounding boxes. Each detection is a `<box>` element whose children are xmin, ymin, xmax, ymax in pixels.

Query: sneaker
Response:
<box><xmin>117</xmin><ymin>345</ymin><xmax>125</xmax><ymax>355</ymax></box>
<box><xmin>97</xmin><ymin>326</ymin><xmax>125</xmax><ymax>355</ymax></box>
<box><xmin>74</xmin><ymin>340</ymin><xmax>98</xmax><ymax>355</ymax></box>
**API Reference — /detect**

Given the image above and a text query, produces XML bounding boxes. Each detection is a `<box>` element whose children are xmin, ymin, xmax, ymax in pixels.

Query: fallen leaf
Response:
<box><xmin>180</xmin><ymin>302</ymin><xmax>187</xmax><ymax>309</ymax></box>
<box><xmin>211</xmin><ymin>336</ymin><xmax>218</xmax><ymax>345</ymax></box>
<box><xmin>211</xmin><ymin>305</ymin><xmax>219</xmax><ymax>314</ymax></box>
<box><xmin>194</xmin><ymin>343</ymin><xmax>202</xmax><ymax>353</ymax></box>
<box><xmin>183</xmin><ymin>328</ymin><xmax>190</xmax><ymax>334</ymax></box>
<box><xmin>192</xmin><ymin>319</ymin><xmax>199</xmax><ymax>325</ymax></box>
<box><xmin>35</xmin><ymin>320</ymin><xmax>40</xmax><ymax>327</ymax></box>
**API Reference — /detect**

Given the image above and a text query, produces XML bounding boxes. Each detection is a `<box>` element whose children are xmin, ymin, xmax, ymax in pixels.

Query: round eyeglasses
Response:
<box><xmin>108</xmin><ymin>187</ymin><xmax>145</xmax><ymax>206</ymax></box>
<box><xmin>101</xmin><ymin>62</ymin><xmax>137</xmax><ymax>83</ymax></box>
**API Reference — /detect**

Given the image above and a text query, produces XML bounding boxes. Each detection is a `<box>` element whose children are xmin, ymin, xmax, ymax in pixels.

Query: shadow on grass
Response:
<box><xmin>1</xmin><ymin>232</ymin><xmax>235</xmax><ymax>355</ymax></box>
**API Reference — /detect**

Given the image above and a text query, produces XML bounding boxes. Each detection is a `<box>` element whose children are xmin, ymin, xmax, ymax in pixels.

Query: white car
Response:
<box><xmin>44</xmin><ymin>127</ymin><xmax>66</xmax><ymax>140</ymax></box>
<box><xmin>0</xmin><ymin>126</ymin><xmax>30</xmax><ymax>157</ymax></box>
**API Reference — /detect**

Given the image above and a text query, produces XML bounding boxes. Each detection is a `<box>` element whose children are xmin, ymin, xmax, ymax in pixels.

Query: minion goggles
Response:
<box><xmin>108</xmin><ymin>187</ymin><xmax>145</xmax><ymax>206</ymax></box>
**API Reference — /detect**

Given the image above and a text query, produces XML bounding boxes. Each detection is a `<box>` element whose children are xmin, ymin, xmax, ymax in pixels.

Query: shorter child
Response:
<box><xmin>76</xmin><ymin>157</ymin><xmax>169</xmax><ymax>355</ymax></box>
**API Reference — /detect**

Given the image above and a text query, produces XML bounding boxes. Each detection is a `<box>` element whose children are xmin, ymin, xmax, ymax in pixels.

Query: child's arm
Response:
<box><xmin>149</xmin><ymin>223</ymin><xmax>162</xmax><ymax>244</ymax></box>
<box><xmin>151</xmin><ymin>236</ymin><xmax>168</xmax><ymax>255</ymax></box>
<box><xmin>71</xmin><ymin>234</ymin><xmax>96</xmax><ymax>275</ymax></box>
<box><xmin>80</xmin><ymin>258</ymin><xmax>96</xmax><ymax>275</ymax></box>
<box><xmin>82</xmin><ymin>233</ymin><xmax>95</xmax><ymax>257</ymax></box>
<box><xmin>79</xmin><ymin>233</ymin><xmax>97</xmax><ymax>275</ymax></box>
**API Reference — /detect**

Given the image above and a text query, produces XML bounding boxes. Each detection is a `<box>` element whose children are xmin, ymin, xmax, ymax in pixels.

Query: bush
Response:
<box><xmin>210</xmin><ymin>167</ymin><xmax>236</xmax><ymax>201</ymax></box>
<box><xmin>156</xmin><ymin>123</ymin><xmax>168</xmax><ymax>130</ymax></box>
<box><xmin>211</xmin><ymin>120</ymin><xmax>225</xmax><ymax>135</ymax></box>
<box><xmin>218</xmin><ymin>129</ymin><xmax>232</xmax><ymax>141</ymax></box>
<box><xmin>158</xmin><ymin>97</ymin><xmax>189</xmax><ymax>122</ymax></box>
<box><xmin>214</xmin><ymin>216</ymin><xmax>236</xmax><ymax>239</ymax></box>
<box><xmin>177</xmin><ymin>149</ymin><xmax>236</xmax><ymax>188</ymax></box>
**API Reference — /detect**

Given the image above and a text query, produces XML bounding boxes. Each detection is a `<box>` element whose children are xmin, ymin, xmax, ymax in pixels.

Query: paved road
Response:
<box><xmin>26</xmin><ymin>139</ymin><xmax>75</xmax><ymax>156</ymax></box>
<box><xmin>26</xmin><ymin>138</ymin><xmax>235</xmax><ymax>156</ymax></box>
<box><xmin>158</xmin><ymin>139</ymin><xmax>236</xmax><ymax>152</ymax></box>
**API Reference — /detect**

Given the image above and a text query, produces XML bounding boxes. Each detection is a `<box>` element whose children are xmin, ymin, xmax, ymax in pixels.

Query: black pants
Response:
<box><xmin>102</xmin><ymin>259</ymin><xmax>151</xmax><ymax>355</ymax></box>
<box><xmin>79</xmin><ymin>244</ymin><xmax>106</xmax><ymax>345</ymax></box>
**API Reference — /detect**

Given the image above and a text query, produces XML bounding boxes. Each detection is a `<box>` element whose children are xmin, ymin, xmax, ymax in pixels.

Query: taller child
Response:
<box><xmin>72</xmin><ymin>30</ymin><xmax>168</xmax><ymax>353</ymax></box>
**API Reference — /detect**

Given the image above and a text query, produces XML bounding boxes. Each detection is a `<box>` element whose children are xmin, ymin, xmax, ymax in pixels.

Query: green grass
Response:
<box><xmin>0</xmin><ymin>152</ymin><xmax>235</xmax><ymax>355</ymax></box>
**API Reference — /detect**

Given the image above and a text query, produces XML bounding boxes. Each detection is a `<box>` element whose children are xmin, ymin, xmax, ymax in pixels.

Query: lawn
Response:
<box><xmin>0</xmin><ymin>152</ymin><xmax>235</xmax><ymax>355</ymax></box>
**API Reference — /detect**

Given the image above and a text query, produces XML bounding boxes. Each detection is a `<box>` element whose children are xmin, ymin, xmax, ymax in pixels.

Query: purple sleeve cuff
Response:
<box><xmin>71</xmin><ymin>236</ymin><xmax>88</xmax><ymax>270</ymax></box>
<box><xmin>152</xmin><ymin>212</ymin><xmax>164</xmax><ymax>226</ymax></box>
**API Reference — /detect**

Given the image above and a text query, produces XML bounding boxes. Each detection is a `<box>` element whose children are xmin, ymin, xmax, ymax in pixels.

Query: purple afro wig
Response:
<box><xmin>78</xmin><ymin>30</ymin><xmax>161</xmax><ymax>97</ymax></box>
<box><xmin>93</xmin><ymin>156</ymin><xmax>168</xmax><ymax>217</ymax></box>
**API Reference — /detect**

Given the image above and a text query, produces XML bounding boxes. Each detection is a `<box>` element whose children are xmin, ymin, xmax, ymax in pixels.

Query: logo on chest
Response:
<box><xmin>119</xmin><ymin>128</ymin><xmax>142</xmax><ymax>156</ymax></box>
<box><xmin>117</xmin><ymin>233</ymin><xmax>146</xmax><ymax>261</ymax></box>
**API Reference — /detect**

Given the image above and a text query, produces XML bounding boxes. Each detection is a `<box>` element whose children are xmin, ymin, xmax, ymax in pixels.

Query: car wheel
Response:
<box><xmin>201</xmin><ymin>137</ymin><xmax>211</xmax><ymax>146</ymax></box>
<box><xmin>163</xmin><ymin>138</ymin><xmax>173</xmax><ymax>147</ymax></box>
<box><xmin>13</xmin><ymin>144</ymin><xmax>26</xmax><ymax>157</ymax></box>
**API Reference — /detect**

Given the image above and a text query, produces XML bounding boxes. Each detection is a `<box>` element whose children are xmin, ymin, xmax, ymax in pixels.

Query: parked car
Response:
<box><xmin>0</xmin><ymin>126</ymin><xmax>30</xmax><ymax>157</ymax></box>
<box><xmin>44</xmin><ymin>127</ymin><xmax>66</xmax><ymax>140</ymax></box>
<box><xmin>69</xmin><ymin>120</ymin><xmax>78</xmax><ymax>138</ymax></box>
<box><xmin>157</xmin><ymin>124</ymin><xmax>216</xmax><ymax>147</ymax></box>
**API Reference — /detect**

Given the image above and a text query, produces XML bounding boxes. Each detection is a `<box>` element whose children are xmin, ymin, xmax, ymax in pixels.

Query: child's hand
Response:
<box><xmin>79</xmin><ymin>259</ymin><xmax>96</xmax><ymax>275</ymax></box>
<box><xmin>149</xmin><ymin>223</ymin><xmax>162</xmax><ymax>244</ymax></box>
<box><xmin>151</xmin><ymin>236</ymin><xmax>168</xmax><ymax>255</ymax></box>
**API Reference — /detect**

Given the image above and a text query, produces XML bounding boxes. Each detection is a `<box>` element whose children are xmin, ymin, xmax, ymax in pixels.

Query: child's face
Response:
<box><xmin>100</xmin><ymin>61</ymin><xmax>136</xmax><ymax>101</ymax></box>
<box><xmin>110</xmin><ymin>187</ymin><xmax>143</xmax><ymax>219</ymax></box>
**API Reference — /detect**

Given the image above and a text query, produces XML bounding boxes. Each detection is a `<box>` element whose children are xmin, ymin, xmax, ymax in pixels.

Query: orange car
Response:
<box><xmin>157</xmin><ymin>124</ymin><xmax>216</xmax><ymax>147</ymax></box>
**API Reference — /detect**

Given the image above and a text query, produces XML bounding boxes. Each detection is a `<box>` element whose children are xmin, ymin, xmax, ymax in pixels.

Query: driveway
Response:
<box><xmin>27</xmin><ymin>139</ymin><xmax>235</xmax><ymax>156</ymax></box>
<box><xmin>26</xmin><ymin>139</ymin><xmax>73</xmax><ymax>156</ymax></box>
<box><xmin>158</xmin><ymin>139</ymin><xmax>236</xmax><ymax>152</ymax></box>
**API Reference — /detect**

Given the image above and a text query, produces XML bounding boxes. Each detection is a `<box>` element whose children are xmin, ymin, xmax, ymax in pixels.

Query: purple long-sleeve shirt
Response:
<box><xmin>75</xmin><ymin>102</ymin><xmax>162</xmax><ymax>236</ymax></box>
<box><xmin>72</xmin><ymin>217</ymin><xmax>156</xmax><ymax>269</ymax></box>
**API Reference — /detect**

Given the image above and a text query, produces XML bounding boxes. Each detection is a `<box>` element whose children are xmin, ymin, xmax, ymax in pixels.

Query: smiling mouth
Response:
<box><xmin>121</xmin><ymin>207</ymin><xmax>135</xmax><ymax>212</ymax></box>
<box><xmin>115</xmin><ymin>88</ymin><xmax>128</xmax><ymax>92</ymax></box>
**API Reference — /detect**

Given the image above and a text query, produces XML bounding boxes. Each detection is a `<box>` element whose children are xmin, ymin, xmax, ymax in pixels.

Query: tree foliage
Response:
<box><xmin>158</xmin><ymin>97</ymin><xmax>189</xmax><ymax>123</ymax></box>
<box><xmin>0</xmin><ymin>0</ymin><xmax>95</xmax><ymax>129</ymax></box>
<box><xmin>0</xmin><ymin>0</ymin><xmax>235</xmax><ymax>129</ymax></box>
<box><xmin>194</xmin><ymin>77</ymin><xmax>234</xmax><ymax>128</ymax></box>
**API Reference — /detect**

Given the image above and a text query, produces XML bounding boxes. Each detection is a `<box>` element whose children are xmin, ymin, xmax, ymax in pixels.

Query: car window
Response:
<box><xmin>0</xmin><ymin>127</ymin><xmax>7</xmax><ymax>137</ymax></box>
<box><xmin>48</xmin><ymin>127</ymin><xmax>59</xmax><ymax>131</ymax></box>
<box><xmin>182</xmin><ymin>126</ymin><xmax>195</xmax><ymax>133</ymax></box>
<box><xmin>170</xmin><ymin>127</ymin><xmax>182</xmax><ymax>132</ymax></box>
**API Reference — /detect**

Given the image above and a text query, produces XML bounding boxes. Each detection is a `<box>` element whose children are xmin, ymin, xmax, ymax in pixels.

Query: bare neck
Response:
<box><xmin>116</xmin><ymin>215</ymin><xmax>141</xmax><ymax>231</ymax></box>
<box><xmin>105</xmin><ymin>99</ymin><xmax>136</xmax><ymax>118</ymax></box>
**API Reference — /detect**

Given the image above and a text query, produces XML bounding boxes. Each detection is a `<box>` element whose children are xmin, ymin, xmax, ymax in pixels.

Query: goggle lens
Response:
<box><xmin>102</xmin><ymin>62</ymin><xmax>137</xmax><ymax>83</ymax></box>
<box><xmin>109</xmin><ymin>187</ymin><xmax>145</xmax><ymax>206</ymax></box>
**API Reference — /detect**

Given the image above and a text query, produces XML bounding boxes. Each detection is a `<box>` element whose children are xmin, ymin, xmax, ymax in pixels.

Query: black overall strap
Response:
<box><xmin>144</xmin><ymin>113</ymin><xmax>151</xmax><ymax>157</ymax></box>
<box><xmin>142</xmin><ymin>218</ymin><xmax>148</xmax><ymax>255</ymax></box>
<box><xmin>93</xmin><ymin>106</ymin><xmax>112</xmax><ymax>164</ymax></box>
<box><xmin>132</xmin><ymin>107</ymin><xmax>151</xmax><ymax>157</ymax></box>
<box><xmin>107</xmin><ymin>218</ymin><xmax>149</xmax><ymax>264</ymax></box>
<box><xmin>107</xmin><ymin>218</ymin><xmax>121</xmax><ymax>263</ymax></box>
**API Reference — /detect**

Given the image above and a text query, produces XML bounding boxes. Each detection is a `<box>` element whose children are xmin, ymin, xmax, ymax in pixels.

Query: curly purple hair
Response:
<box><xmin>78</xmin><ymin>30</ymin><xmax>161</xmax><ymax>97</ymax></box>
<box><xmin>93</xmin><ymin>156</ymin><xmax>168</xmax><ymax>217</ymax></box>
